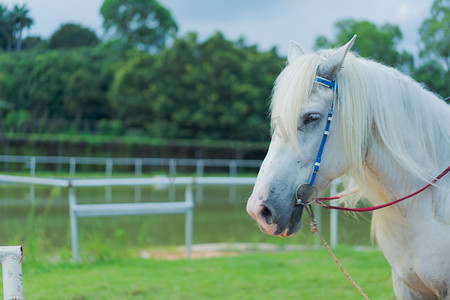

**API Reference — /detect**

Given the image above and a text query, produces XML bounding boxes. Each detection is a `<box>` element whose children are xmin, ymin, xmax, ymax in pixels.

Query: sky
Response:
<box><xmin>0</xmin><ymin>0</ymin><xmax>434</xmax><ymax>56</ymax></box>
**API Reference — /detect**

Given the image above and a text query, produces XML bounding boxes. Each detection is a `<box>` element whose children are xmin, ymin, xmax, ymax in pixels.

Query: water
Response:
<box><xmin>0</xmin><ymin>183</ymin><xmax>372</xmax><ymax>257</ymax></box>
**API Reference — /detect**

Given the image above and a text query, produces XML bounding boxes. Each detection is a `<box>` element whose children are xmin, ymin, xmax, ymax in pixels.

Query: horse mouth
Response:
<box><xmin>280</xmin><ymin>204</ymin><xmax>304</xmax><ymax>236</ymax></box>
<box><xmin>258</xmin><ymin>204</ymin><xmax>304</xmax><ymax>237</ymax></box>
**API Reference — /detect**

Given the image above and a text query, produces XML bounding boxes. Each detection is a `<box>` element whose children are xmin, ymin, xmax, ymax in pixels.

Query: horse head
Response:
<box><xmin>247</xmin><ymin>36</ymin><xmax>356</xmax><ymax>237</ymax></box>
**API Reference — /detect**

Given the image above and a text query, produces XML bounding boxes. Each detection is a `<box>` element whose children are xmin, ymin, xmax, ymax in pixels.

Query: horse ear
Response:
<box><xmin>288</xmin><ymin>40</ymin><xmax>306</xmax><ymax>64</ymax></box>
<box><xmin>317</xmin><ymin>35</ymin><xmax>357</xmax><ymax>79</ymax></box>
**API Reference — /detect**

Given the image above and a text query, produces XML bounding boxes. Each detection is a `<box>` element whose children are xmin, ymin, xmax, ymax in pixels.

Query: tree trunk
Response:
<box><xmin>16</xmin><ymin>29</ymin><xmax>22</xmax><ymax>52</ymax></box>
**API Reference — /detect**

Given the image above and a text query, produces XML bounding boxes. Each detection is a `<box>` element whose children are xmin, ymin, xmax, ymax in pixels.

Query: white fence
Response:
<box><xmin>0</xmin><ymin>246</ymin><xmax>23</xmax><ymax>300</ymax></box>
<box><xmin>0</xmin><ymin>175</ymin><xmax>258</xmax><ymax>262</ymax></box>
<box><xmin>0</xmin><ymin>155</ymin><xmax>263</xmax><ymax>177</ymax></box>
<box><xmin>0</xmin><ymin>174</ymin><xmax>341</xmax><ymax>263</ymax></box>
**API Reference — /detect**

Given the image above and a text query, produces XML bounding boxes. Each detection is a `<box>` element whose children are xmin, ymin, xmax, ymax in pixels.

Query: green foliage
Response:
<box><xmin>0</xmin><ymin>3</ymin><xmax>33</xmax><ymax>52</ymax></box>
<box><xmin>418</xmin><ymin>0</ymin><xmax>450</xmax><ymax>71</ymax></box>
<box><xmin>49</xmin><ymin>23</ymin><xmax>100</xmax><ymax>49</ymax></box>
<box><xmin>4</xmin><ymin>108</ymin><xmax>31</xmax><ymax>131</ymax></box>
<box><xmin>108</xmin><ymin>32</ymin><xmax>281</xmax><ymax>140</ymax></box>
<box><xmin>0</xmin><ymin>5</ymin><xmax>13</xmax><ymax>50</ymax></box>
<box><xmin>21</xmin><ymin>35</ymin><xmax>46</xmax><ymax>50</ymax></box>
<box><xmin>100</xmin><ymin>0</ymin><xmax>178</xmax><ymax>51</ymax></box>
<box><xmin>0</xmin><ymin>46</ymin><xmax>121</xmax><ymax>132</ymax></box>
<box><xmin>413</xmin><ymin>60</ymin><xmax>450</xmax><ymax>97</ymax></box>
<box><xmin>315</xmin><ymin>19</ymin><xmax>414</xmax><ymax>73</ymax></box>
<box><xmin>414</xmin><ymin>0</ymin><xmax>450</xmax><ymax>97</ymax></box>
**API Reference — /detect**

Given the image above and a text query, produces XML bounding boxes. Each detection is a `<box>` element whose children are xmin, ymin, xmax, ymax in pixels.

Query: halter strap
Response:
<box><xmin>308</xmin><ymin>77</ymin><xmax>337</xmax><ymax>186</ymax></box>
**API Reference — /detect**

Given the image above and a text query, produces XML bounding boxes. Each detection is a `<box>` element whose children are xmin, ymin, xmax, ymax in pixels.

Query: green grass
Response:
<box><xmin>5</xmin><ymin>248</ymin><xmax>394</xmax><ymax>300</ymax></box>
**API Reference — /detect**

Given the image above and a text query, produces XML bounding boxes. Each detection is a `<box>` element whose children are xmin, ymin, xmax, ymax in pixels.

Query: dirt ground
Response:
<box><xmin>140</xmin><ymin>243</ymin><xmax>307</xmax><ymax>260</ymax></box>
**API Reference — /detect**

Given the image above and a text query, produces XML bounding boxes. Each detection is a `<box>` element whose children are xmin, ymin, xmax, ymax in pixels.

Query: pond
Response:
<box><xmin>0</xmin><ymin>181</ymin><xmax>373</xmax><ymax>259</ymax></box>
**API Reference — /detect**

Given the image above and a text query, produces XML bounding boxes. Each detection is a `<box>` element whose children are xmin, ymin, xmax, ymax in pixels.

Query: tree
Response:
<box><xmin>100</xmin><ymin>0</ymin><xmax>178</xmax><ymax>51</ymax></box>
<box><xmin>418</xmin><ymin>0</ymin><xmax>450</xmax><ymax>72</ymax></box>
<box><xmin>0</xmin><ymin>4</ymin><xmax>13</xmax><ymax>51</ymax></box>
<box><xmin>315</xmin><ymin>19</ymin><xmax>414</xmax><ymax>73</ymax></box>
<box><xmin>63</xmin><ymin>68</ymin><xmax>107</xmax><ymax>126</ymax></box>
<box><xmin>413</xmin><ymin>0</ymin><xmax>450</xmax><ymax>97</ymax></box>
<box><xmin>108</xmin><ymin>32</ymin><xmax>281</xmax><ymax>140</ymax></box>
<box><xmin>49</xmin><ymin>23</ymin><xmax>100</xmax><ymax>49</ymax></box>
<box><xmin>413</xmin><ymin>60</ymin><xmax>450</xmax><ymax>97</ymax></box>
<box><xmin>0</xmin><ymin>4</ymin><xmax>33</xmax><ymax>52</ymax></box>
<box><xmin>21</xmin><ymin>36</ymin><xmax>46</xmax><ymax>50</ymax></box>
<box><xmin>10</xmin><ymin>4</ymin><xmax>33</xmax><ymax>52</ymax></box>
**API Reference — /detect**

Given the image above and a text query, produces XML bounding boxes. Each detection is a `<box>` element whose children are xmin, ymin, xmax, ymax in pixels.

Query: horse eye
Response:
<box><xmin>302</xmin><ymin>113</ymin><xmax>321</xmax><ymax>125</ymax></box>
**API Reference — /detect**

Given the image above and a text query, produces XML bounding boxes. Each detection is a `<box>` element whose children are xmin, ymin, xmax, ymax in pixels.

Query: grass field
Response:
<box><xmin>3</xmin><ymin>247</ymin><xmax>394</xmax><ymax>300</ymax></box>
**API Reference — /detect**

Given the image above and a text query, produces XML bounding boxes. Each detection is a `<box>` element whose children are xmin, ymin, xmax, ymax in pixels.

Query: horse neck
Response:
<box><xmin>365</xmin><ymin>141</ymin><xmax>425</xmax><ymax>201</ymax></box>
<box><xmin>360</xmin><ymin>73</ymin><xmax>449</xmax><ymax>202</ymax></box>
<box><xmin>365</xmin><ymin>128</ymin><xmax>448</xmax><ymax>207</ymax></box>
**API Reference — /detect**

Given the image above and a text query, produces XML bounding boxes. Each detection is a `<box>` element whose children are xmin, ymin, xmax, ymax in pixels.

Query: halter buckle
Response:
<box><xmin>295</xmin><ymin>184</ymin><xmax>318</xmax><ymax>206</ymax></box>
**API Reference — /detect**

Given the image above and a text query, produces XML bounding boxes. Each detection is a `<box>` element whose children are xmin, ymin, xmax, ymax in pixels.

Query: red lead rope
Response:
<box><xmin>315</xmin><ymin>165</ymin><xmax>450</xmax><ymax>212</ymax></box>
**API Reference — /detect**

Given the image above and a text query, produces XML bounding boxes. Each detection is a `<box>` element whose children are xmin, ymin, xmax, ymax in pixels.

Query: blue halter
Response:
<box><xmin>295</xmin><ymin>76</ymin><xmax>337</xmax><ymax>207</ymax></box>
<box><xmin>308</xmin><ymin>76</ymin><xmax>337</xmax><ymax>186</ymax></box>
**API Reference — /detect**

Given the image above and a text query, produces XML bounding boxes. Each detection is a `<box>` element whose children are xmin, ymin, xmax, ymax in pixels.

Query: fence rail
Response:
<box><xmin>0</xmin><ymin>155</ymin><xmax>263</xmax><ymax>177</ymax></box>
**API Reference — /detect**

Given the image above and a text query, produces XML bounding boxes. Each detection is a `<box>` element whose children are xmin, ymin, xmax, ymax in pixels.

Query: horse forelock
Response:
<box><xmin>269</xmin><ymin>53</ymin><xmax>323</xmax><ymax>154</ymax></box>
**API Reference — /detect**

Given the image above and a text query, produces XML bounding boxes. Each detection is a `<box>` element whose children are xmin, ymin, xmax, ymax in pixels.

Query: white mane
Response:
<box><xmin>270</xmin><ymin>50</ymin><xmax>450</xmax><ymax>228</ymax></box>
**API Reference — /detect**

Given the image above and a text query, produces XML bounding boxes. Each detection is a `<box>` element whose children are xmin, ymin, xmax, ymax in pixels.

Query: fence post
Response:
<box><xmin>169</xmin><ymin>159</ymin><xmax>176</xmax><ymax>201</ymax></box>
<box><xmin>29</xmin><ymin>157</ymin><xmax>36</xmax><ymax>176</ymax></box>
<box><xmin>229</xmin><ymin>160</ymin><xmax>237</xmax><ymax>177</ymax></box>
<box><xmin>185</xmin><ymin>185</ymin><xmax>193</xmax><ymax>259</ymax></box>
<box><xmin>0</xmin><ymin>246</ymin><xmax>23</xmax><ymax>300</ymax></box>
<box><xmin>196</xmin><ymin>160</ymin><xmax>204</xmax><ymax>203</ymax></box>
<box><xmin>134</xmin><ymin>159</ymin><xmax>142</xmax><ymax>202</ymax></box>
<box><xmin>330</xmin><ymin>179</ymin><xmax>339</xmax><ymax>249</ymax></box>
<box><xmin>69</xmin><ymin>157</ymin><xmax>76</xmax><ymax>177</ymax></box>
<box><xmin>228</xmin><ymin>161</ymin><xmax>237</xmax><ymax>202</ymax></box>
<box><xmin>30</xmin><ymin>157</ymin><xmax>36</xmax><ymax>204</ymax></box>
<box><xmin>105</xmin><ymin>159</ymin><xmax>113</xmax><ymax>202</ymax></box>
<box><xmin>69</xmin><ymin>186</ymin><xmax>79</xmax><ymax>262</ymax></box>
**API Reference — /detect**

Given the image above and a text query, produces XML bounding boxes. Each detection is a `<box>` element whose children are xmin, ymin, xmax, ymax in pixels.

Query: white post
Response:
<box><xmin>105</xmin><ymin>159</ymin><xmax>113</xmax><ymax>202</ymax></box>
<box><xmin>196</xmin><ymin>160</ymin><xmax>204</xmax><ymax>203</ymax></box>
<box><xmin>229</xmin><ymin>160</ymin><xmax>237</xmax><ymax>177</ymax></box>
<box><xmin>196</xmin><ymin>160</ymin><xmax>204</xmax><ymax>177</ymax></box>
<box><xmin>134</xmin><ymin>159</ymin><xmax>142</xmax><ymax>202</ymax></box>
<box><xmin>29</xmin><ymin>157</ymin><xmax>36</xmax><ymax>176</ymax></box>
<box><xmin>0</xmin><ymin>246</ymin><xmax>23</xmax><ymax>300</ymax></box>
<box><xmin>330</xmin><ymin>180</ymin><xmax>339</xmax><ymax>249</ymax></box>
<box><xmin>69</xmin><ymin>157</ymin><xmax>76</xmax><ymax>177</ymax></box>
<box><xmin>69</xmin><ymin>186</ymin><xmax>79</xmax><ymax>262</ymax></box>
<box><xmin>169</xmin><ymin>159</ymin><xmax>176</xmax><ymax>201</ymax></box>
<box><xmin>185</xmin><ymin>185</ymin><xmax>193</xmax><ymax>259</ymax></box>
<box><xmin>30</xmin><ymin>157</ymin><xmax>36</xmax><ymax>204</ymax></box>
<box><xmin>228</xmin><ymin>161</ymin><xmax>237</xmax><ymax>202</ymax></box>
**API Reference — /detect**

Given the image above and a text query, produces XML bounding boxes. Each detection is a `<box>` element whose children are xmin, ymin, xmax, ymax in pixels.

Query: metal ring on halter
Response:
<box><xmin>295</xmin><ymin>184</ymin><xmax>318</xmax><ymax>206</ymax></box>
<box><xmin>296</xmin><ymin>198</ymin><xmax>315</xmax><ymax>206</ymax></box>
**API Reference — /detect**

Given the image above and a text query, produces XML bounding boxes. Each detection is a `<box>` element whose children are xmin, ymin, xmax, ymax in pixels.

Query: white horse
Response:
<box><xmin>247</xmin><ymin>36</ymin><xmax>450</xmax><ymax>299</ymax></box>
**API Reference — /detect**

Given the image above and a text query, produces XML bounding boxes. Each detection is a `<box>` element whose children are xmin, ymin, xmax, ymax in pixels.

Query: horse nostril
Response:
<box><xmin>261</xmin><ymin>205</ymin><xmax>276</xmax><ymax>225</ymax></box>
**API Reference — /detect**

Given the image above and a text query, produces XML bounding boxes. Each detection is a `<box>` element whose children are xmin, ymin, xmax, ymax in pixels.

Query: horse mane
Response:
<box><xmin>270</xmin><ymin>49</ymin><xmax>450</xmax><ymax>236</ymax></box>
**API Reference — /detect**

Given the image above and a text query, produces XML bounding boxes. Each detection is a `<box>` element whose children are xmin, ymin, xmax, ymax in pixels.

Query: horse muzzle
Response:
<box><xmin>247</xmin><ymin>184</ymin><xmax>317</xmax><ymax>237</ymax></box>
